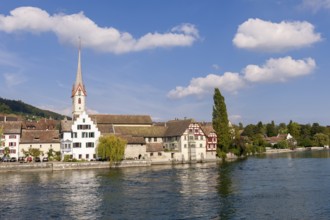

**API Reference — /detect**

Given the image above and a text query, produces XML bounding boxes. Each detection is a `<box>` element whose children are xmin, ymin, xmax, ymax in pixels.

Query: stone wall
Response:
<box><xmin>0</xmin><ymin>160</ymin><xmax>151</xmax><ymax>172</ymax></box>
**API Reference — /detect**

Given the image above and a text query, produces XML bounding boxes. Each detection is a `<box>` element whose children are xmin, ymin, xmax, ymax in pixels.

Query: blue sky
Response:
<box><xmin>0</xmin><ymin>0</ymin><xmax>329</xmax><ymax>125</ymax></box>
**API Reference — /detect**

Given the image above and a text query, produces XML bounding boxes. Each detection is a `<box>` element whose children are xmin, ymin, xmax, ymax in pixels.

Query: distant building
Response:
<box><xmin>0</xmin><ymin>121</ymin><xmax>21</xmax><ymax>158</ymax></box>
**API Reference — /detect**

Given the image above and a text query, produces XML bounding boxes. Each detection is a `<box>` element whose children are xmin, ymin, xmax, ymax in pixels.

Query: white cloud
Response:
<box><xmin>302</xmin><ymin>0</ymin><xmax>330</xmax><ymax>11</ymax></box>
<box><xmin>243</xmin><ymin>56</ymin><xmax>316</xmax><ymax>83</ymax></box>
<box><xmin>233</xmin><ymin>18</ymin><xmax>321</xmax><ymax>52</ymax></box>
<box><xmin>3</xmin><ymin>72</ymin><xmax>26</xmax><ymax>87</ymax></box>
<box><xmin>167</xmin><ymin>72</ymin><xmax>246</xmax><ymax>99</ymax></box>
<box><xmin>0</xmin><ymin>7</ymin><xmax>199</xmax><ymax>54</ymax></box>
<box><xmin>168</xmin><ymin>56</ymin><xmax>316</xmax><ymax>99</ymax></box>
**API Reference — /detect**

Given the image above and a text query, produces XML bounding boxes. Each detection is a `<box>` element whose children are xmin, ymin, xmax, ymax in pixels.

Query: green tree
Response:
<box><xmin>274</xmin><ymin>140</ymin><xmax>288</xmax><ymax>149</ymax></box>
<box><xmin>313</xmin><ymin>133</ymin><xmax>329</xmax><ymax>147</ymax></box>
<box><xmin>266</xmin><ymin>121</ymin><xmax>277</xmax><ymax>137</ymax></box>
<box><xmin>3</xmin><ymin>147</ymin><xmax>10</xmax><ymax>158</ymax></box>
<box><xmin>97</xmin><ymin>135</ymin><xmax>126</xmax><ymax>165</ymax></box>
<box><xmin>22</xmin><ymin>147</ymin><xmax>42</xmax><ymax>158</ymax></box>
<box><xmin>212</xmin><ymin>88</ymin><xmax>231</xmax><ymax>154</ymax></box>
<box><xmin>287</xmin><ymin>121</ymin><xmax>301</xmax><ymax>139</ymax></box>
<box><xmin>256</xmin><ymin>121</ymin><xmax>265</xmax><ymax>135</ymax></box>
<box><xmin>241</xmin><ymin>124</ymin><xmax>257</xmax><ymax>137</ymax></box>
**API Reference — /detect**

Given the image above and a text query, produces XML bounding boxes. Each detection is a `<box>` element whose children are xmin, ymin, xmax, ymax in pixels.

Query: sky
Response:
<box><xmin>0</xmin><ymin>0</ymin><xmax>330</xmax><ymax>125</ymax></box>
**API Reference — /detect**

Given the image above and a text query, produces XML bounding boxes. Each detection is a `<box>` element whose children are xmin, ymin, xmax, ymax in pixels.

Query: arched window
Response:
<box><xmin>78</xmin><ymin>98</ymin><xmax>81</xmax><ymax>104</ymax></box>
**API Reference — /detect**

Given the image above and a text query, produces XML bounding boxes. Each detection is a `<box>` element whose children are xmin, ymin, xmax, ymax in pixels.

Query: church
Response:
<box><xmin>59</xmin><ymin>47</ymin><xmax>218</xmax><ymax>163</ymax></box>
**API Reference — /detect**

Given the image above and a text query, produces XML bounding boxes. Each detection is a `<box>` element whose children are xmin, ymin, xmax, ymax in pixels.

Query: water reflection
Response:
<box><xmin>1</xmin><ymin>151</ymin><xmax>330</xmax><ymax>219</ymax></box>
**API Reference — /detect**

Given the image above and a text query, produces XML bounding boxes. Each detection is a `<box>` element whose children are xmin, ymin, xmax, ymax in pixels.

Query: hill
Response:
<box><xmin>0</xmin><ymin>97</ymin><xmax>68</xmax><ymax>120</ymax></box>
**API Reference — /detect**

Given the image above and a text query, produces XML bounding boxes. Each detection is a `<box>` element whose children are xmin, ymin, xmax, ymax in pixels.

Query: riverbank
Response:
<box><xmin>0</xmin><ymin>159</ymin><xmax>223</xmax><ymax>173</ymax></box>
<box><xmin>0</xmin><ymin>160</ymin><xmax>152</xmax><ymax>173</ymax></box>
<box><xmin>265</xmin><ymin>146</ymin><xmax>326</xmax><ymax>154</ymax></box>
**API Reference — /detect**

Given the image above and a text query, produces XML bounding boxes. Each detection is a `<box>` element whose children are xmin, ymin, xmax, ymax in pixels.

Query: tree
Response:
<box><xmin>266</xmin><ymin>121</ymin><xmax>277</xmax><ymax>137</ymax></box>
<box><xmin>3</xmin><ymin>147</ymin><xmax>10</xmax><ymax>158</ymax></box>
<box><xmin>97</xmin><ymin>135</ymin><xmax>126</xmax><ymax>164</ymax></box>
<box><xmin>287</xmin><ymin>121</ymin><xmax>301</xmax><ymax>139</ymax></box>
<box><xmin>22</xmin><ymin>147</ymin><xmax>42</xmax><ymax>158</ymax></box>
<box><xmin>313</xmin><ymin>133</ymin><xmax>329</xmax><ymax>147</ymax></box>
<box><xmin>212</xmin><ymin>88</ymin><xmax>231</xmax><ymax>154</ymax></box>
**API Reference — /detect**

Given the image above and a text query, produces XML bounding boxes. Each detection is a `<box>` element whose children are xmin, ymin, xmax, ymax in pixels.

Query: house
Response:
<box><xmin>265</xmin><ymin>133</ymin><xmax>296</xmax><ymax>146</ymax></box>
<box><xmin>20</xmin><ymin>129</ymin><xmax>60</xmax><ymax>159</ymax></box>
<box><xmin>0</xmin><ymin>121</ymin><xmax>21</xmax><ymax>159</ymax></box>
<box><xmin>200</xmin><ymin>123</ymin><xmax>217</xmax><ymax>159</ymax></box>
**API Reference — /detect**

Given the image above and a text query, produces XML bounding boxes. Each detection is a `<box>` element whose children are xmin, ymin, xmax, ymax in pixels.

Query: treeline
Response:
<box><xmin>0</xmin><ymin>97</ymin><xmax>67</xmax><ymax>120</ymax></box>
<box><xmin>230</xmin><ymin>121</ymin><xmax>330</xmax><ymax>153</ymax></box>
<box><xmin>212</xmin><ymin>88</ymin><xmax>330</xmax><ymax>158</ymax></box>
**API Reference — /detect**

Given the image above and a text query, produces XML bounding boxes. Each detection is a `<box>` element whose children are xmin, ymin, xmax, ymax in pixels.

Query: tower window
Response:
<box><xmin>78</xmin><ymin>98</ymin><xmax>81</xmax><ymax>104</ymax></box>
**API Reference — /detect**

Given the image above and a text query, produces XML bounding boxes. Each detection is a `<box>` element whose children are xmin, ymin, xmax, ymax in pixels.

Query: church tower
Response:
<box><xmin>71</xmin><ymin>43</ymin><xmax>87</xmax><ymax>118</ymax></box>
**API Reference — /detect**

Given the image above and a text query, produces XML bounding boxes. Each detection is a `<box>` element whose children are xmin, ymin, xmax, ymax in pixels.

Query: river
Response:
<box><xmin>1</xmin><ymin>149</ymin><xmax>330</xmax><ymax>219</ymax></box>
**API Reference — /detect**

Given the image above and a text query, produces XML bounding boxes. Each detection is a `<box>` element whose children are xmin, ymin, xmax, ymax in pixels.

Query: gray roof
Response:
<box><xmin>90</xmin><ymin>114</ymin><xmax>152</xmax><ymax>125</ymax></box>
<box><xmin>20</xmin><ymin>130</ymin><xmax>60</xmax><ymax>143</ymax></box>
<box><xmin>113</xmin><ymin>126</ymin><xmax>166</xmax><ymax>137</ymax></box>
<box><xmin>164</xmin><ymin>119</ymin><xmax>193</xmax><ymax>137</ymax></box>
<box><xmin>0</xmin><ymin>121</ymin><xmax>22</xmax><ymax>134</ymax></box>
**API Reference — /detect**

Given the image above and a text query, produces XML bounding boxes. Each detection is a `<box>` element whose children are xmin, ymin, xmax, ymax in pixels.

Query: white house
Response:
<box><xmin>0</xmin><ymin>121</ymin><xmax>21</xmax><ymax>159</ymax></box>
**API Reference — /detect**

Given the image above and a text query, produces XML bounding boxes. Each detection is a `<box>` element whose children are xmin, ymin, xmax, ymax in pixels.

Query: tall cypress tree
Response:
<box><xmin>212</xmin><ymin>88</ymin><xmax>231</xmax><ymax>153</ymax></box>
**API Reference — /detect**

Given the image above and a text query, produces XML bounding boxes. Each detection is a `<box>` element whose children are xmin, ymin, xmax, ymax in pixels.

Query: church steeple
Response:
<box><xmin>72</xmin><ymin>39</ymin><xmax>87</xmax><ymax>118</ymax></box>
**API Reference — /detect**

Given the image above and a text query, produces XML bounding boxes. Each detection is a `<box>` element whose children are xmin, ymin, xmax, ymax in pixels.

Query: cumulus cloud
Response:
<box><xmin>243</xmin><ymin>56</ymin><xmax>316</xmax><ymax>83</ymax></box>
<box><xmin>0</xmin><ymin>7</ymin><xmax>199</xmax><ymax>54</ymax></box>
<box><xmin>168</xmin><ymin>56</ymin><xmax>316</xmax><ymax>99</ymax></box>
<box><xmin>302</xmin><ymin>0</ymin><xmax>330</xmax><ymax>11</ymax></box>
<box><xmin>167</xmin><ymin>72</ymin><xmax>246</xmax><ymax>99</ymax></box>
<box><xmin>233</xmin><ymin>18</ymin><xmax>321</xmax><ymax>52</ymax></box>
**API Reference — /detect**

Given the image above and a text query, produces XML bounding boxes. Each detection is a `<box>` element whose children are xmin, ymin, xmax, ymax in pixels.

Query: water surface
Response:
<box><xmin>1</xmin><ymin>150</ymin><xmax>330</xmax><ymax>219</ymax></box>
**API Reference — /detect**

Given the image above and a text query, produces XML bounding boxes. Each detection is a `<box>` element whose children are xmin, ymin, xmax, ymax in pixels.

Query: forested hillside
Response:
<box><xmin>0</xmin><ymin>97</ymin><xmax>67</xmax><ymax>120</ymax></box>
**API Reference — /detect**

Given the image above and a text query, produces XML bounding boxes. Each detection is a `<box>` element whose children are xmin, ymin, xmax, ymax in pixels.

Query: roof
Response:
<box><xmin>164</xmin><ymin>119</ymin><xmax>193</xmax><ymax>137</ymax></box>
<box><xmin>146</xmin><ymin>143</ymin><xmax>164</xmax><ymax>152</ymax></box>
<box><xmin>20</xmin><ymin>130</ymin><xmax>60</xmax><ymax>144</ymax></box>
<box><xmin>60</xmin><ymin>119</ymin><xmax>73</xmax><ymax>132</ymax></box>
<box><xmin>116</xmin><ymin>135</ymin><xmax>145</xmax><ymax>144</ymax></box>
<box><xmin>90</xmin><ymin>114</ymin><xmax>152</xmax><ymax>125</ymax></box>
<box><xmin>113</xmin><ymin>126</ymin><xmax>167</xmax><ymax>137</ymax></box>
<box><xmin>200</xmin><ymin>123</ymin><xmax>216</xmax><ymax>136</ymax></box>
<box><xmin>22</xmin><ymin>119</ymin><xmax>59</xmax><ymax>130</ymax></box>
<box><xmin>71</xmin><ymin>46</ymin><xmax>86</xmax><ymax>97</ymax></box>
<box><xmin>0</xmin><ymin>121</ymin><xmax>22</xmax><ymax>134</ymax></box>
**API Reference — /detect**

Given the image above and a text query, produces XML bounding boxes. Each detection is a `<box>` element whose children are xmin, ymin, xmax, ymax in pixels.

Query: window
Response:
<box><xmin>154</xmin><ymin>137</ymin><xmax>157</xmax><ymax>142</ymax></box>
<box><xmin>9</xmin><ymin>135</ymin><xmax>16</xmax><ymax>139</ymax></box>
<box><xmin>89</xmin><ymin>132</ymin><xmax>94</xmax><ymax>138</ymax></box>
<box><xmin>158</xmin><ymin>152</ymin><xmax>162</xmax><ymax>156</ymax></box>
<box><xmin>86</xmin><ymin>142</ymin><xmax>94</xmax><ymax>148</ymax></box>
<box><xmin>184</xmin><ymin>135</ymin><xmax>187</xmax><ymax>140</ymax></box>
<box><xmin>79</xmin><ymin>154</ymin><xmax>82</xmax><ymax>159</ymax></box>
<box><xmin>10</xmin><ymin>149</ymin><xmax>16</xmax><ymax>154</ymax></box>
<box><xmin>184</xmin><ymin>144</ymin><xmax>187</xmax><ymax>148</ymax></box>
<box><xmin>73</xmin><ymin>143</ymin><xmax>81</xmax><ymax>148</ymax></box>
<box><xmin>83</xmin><ymin>119</ymin><xmax>85</xmax><ymax>123</ymax></box>
<box><xmin>9</xmin><ymin>142</ymin><xmax>16</xmax><ymax>147</ymax></box>
<box><xmin>82</xmin><ymin>132</ymin><xmax>88</xmax><ymax>138</ymax></box>
<box><xmin>150</xmin><ymin>153</ymin><xmax>154</xmax><ymax>156</ymax></box>
<box><xmin>72</xmin><ymin>132</ymin><xmax>77</xmax><ymax>138</ymax></box>
<box><xmin>148</xmin><ymin>137</ymin><xmax>152</xmax><ymax>142</ymax></box>
<box><xmin>195</xmin><ymin>136</ymin><xmax>198</xmax><ymax>140</ymax></box>
<box><xmin>86</xmin><ymin>154</ymin><xmax>89</xmax><ymax>159</ymax></box>
<box><xmin>201</xmin><ymin>136</ymin><xmax>204</xmax><ymax>140</ymax></box>
<box><xmin>40</xmin><ymin>145</ymin><xmax>42</xmax><ymax>148</ymax></box>
<box><xmin>78</xmin><ymin>98</ymin><xmax>81</xmax><ymax>104</ymax></box>
<box><xmin>77</xmin><ymin>125</ymin><xmax>91</xmax><ymax>130</ymax></box>
<box><xmin>200</xmin><ymin>144</ymin><xmax>203</xmax><ymax>148</ymax></box>
<box><xmin>93</xmin><ymin>154</ymin><xmax>96</xmax><ymax>159</ymax></box>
